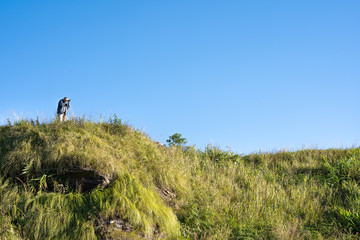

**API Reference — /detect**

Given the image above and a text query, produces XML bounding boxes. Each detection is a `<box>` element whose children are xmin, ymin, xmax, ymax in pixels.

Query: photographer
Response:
<box><xmin>57</xmin><ymin>97</ymin><xmax>71</xmax><ymax>121</ymax></box>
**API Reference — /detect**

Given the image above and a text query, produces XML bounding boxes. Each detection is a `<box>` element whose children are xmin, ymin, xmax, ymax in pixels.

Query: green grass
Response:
<box><xmin>0</xmin><ymin>117</ymin><xmax>359</xmax><ymax>239</ymax></box>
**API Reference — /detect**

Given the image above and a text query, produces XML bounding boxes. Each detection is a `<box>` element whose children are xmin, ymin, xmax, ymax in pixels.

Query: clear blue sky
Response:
<box><xmin>1</xmin><ymin>0</ymin><xmax>359</xmax><ymax>154</ymax></box>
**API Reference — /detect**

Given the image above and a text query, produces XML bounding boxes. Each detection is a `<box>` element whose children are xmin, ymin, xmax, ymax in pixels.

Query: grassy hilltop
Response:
<box><xmin>0</xmin><ymin>117</ymin><xmax>359</xmax><ymax>239</ymax></box>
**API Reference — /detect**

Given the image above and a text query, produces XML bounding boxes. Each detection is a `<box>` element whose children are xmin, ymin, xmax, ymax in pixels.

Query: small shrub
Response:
<box><xmin>201</xmin><ymin>145</ymin><xmax>241</xmax><ymax>164</ymax></box>
<box><xmin>166</xmin><ymin>133</ymin><xmax>187</xmax><ymax>147</ymax></box>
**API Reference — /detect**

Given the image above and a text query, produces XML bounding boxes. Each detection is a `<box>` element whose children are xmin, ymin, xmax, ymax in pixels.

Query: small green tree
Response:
<box><xmin>166</xmin><ymin>133</ymin><xmax>187</xmax><ymax>147</ymax></box>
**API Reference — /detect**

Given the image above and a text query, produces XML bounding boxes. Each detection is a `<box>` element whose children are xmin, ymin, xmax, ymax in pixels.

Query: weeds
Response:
<box><xmin>0</xmin><ymin>117</ymin><xmax>359</xmax><ymax>239</ymax></box>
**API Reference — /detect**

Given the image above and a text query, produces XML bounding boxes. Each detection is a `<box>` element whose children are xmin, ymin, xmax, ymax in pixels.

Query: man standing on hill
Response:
<box><xmin>57</xmin><ymin>97</ymin><xmax>71</xmax><ymax>121</ymax></box>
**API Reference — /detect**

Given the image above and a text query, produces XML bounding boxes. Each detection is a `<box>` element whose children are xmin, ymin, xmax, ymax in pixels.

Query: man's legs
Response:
<box><xmin>57</xmin><ymin>113</ymin><xmax>64</xmax><ymax>122</ymax></box>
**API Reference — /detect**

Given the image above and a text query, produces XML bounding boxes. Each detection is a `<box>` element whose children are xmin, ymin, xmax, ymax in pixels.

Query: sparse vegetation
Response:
<box><xmin>0</xmin><ymin>117</ymin><xmax>359</xmax><ymax>239</ymax></box>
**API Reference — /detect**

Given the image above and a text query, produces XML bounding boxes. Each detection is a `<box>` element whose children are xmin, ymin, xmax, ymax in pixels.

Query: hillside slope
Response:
<box><xmin>0</xmin><ymin>118</ymin><xmax>359</xmax><ymax>239</ymax></box>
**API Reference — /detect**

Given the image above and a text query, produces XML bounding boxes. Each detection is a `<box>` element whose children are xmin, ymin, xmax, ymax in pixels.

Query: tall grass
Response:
<box><xmin>0</xmin><ymin>117</ymin><xmax>359</xmax><ymax>239</ymax></box>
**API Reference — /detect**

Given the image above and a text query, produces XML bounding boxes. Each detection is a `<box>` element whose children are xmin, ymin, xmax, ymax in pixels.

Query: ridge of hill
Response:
<box><xmin>0</xmin><ymin>118</ymin><xmax>359</xmax><ymax>239</ymax></box>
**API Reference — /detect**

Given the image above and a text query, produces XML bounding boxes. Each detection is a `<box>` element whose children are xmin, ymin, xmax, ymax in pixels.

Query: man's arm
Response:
<box><xmin>57</xmin><ymin>100</ymin><xmax>63</xmax><ymax>114</ymax></box>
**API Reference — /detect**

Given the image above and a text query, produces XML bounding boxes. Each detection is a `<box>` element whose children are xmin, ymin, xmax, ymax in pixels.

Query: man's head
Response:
<box><xmin>63</xmin><ymin>97</ymin><xmax>71</xmax><ymax>102</ymax></box>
